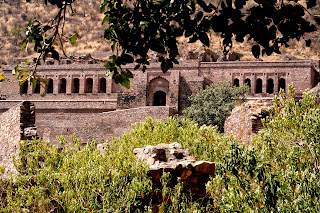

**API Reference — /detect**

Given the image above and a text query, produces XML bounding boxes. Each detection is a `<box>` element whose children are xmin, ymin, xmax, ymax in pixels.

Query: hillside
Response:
<box><xmin>0</xmin><ymin>0</ymin><xmax>320</xmax><ymax>66</ymax></box>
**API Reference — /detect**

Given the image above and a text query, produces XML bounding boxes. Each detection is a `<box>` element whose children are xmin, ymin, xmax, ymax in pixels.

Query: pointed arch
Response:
<box><xmin>59</xmin><ymin>78</ymin><xmax>66</xmax><ymax>93</ymax></box>
<box><xmin>20</xmin><ymin>81</ymin><xmax>28</xmax><ymax>94</ymax></box>
<box><xmin>99</xmin><ymin>78</ymin><xmax>107</xmax><ymax>93</ymax></box>
<box><xmin>233</xmin><ymin>78</ymin><xmax>239</xmax><ymax>87</ymax></box>
<box><xmin>267</xmin><ymin>78</ymin><xmax>274</xmax><ymax>94</ymax></box>
<box><xmin>72</xmin><ymin>78</ymin><xmax>80</xmax><ymax>93</ymax></box>
<box><xmin>85</xmin><ymin>78</ymin><xmax>93</xmax><ymax>93</ymax></box>
<box><xmin>279</xmin><ymin>78</ymin><xmax>286</xmax><ymax>92</ymax></box>
<box><xmin>255</xmin><ymin>78</ymin><xmax>262</xmax><ymax>93</ymax></box>
<box><xmin>46</xmin><ymin>79</ymin><xmax>53</xmax><ymax>94</ymax></box>
<box><xmin>244</xmin><ymin>78</ymin><xmax>251</xmax><ymax>88</ymax></box>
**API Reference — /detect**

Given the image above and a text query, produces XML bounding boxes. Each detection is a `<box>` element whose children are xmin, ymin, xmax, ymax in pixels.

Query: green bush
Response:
<box><xmin>181</xmin><ymin>82</ymin><xmax>249</xmax><ymax>132</ymax></box>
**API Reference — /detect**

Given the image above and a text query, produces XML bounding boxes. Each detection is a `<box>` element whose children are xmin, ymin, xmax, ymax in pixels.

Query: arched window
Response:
<box><xmin>85</xmin><ymin>78</ymin><xmax>93</xmax><ymax>93</ymax></box>
<box><xmin>99</xmin><ymin>78</ymin><xmax>106</xmax><ymax>93</ymax></box>
<box><xmin>47</xmin><ymin>79</ymin><xmax>53</xmax><ymax>94</ymax></box>
<box><xmin>59</xmin><ymin>78</ymin><xmax>66</xmax><ymax>93</ymax></box>
<box><xmin>20</xmin><ymin>81</ymin><xmax>28</xmax><ymax>94</ymax></box>
<box><xmin>255</xmin><ymin>78</ymin><xmax>262</xmax><ymax>93</ymax></box>
<box><xmin>153</xmin><ymin>91</ymin><xmax>166</xmax><ymax>106</ymax></box>
<box><xmin>72</xmin><ymin>78</ymin><xmax>80</xmax><ymax>93</ymax></box>
<box><xmin>279</xmin><ymin>78</ymin><xmax>286</xmax><ymax>92</ymax></box>
<box><xmin>245</xmin><ymin>78</ymin><xmax>251</xmax><ymax>88</ymax></box>
<box><xmin>34</xmin><ymin>81</ymin><xmax>40</xmax><ymax>94</ymax></box>
<box><xmin>267</xmin><ymin>78</ymin><xmax>274</xmax><ymax>94</ymax></box>
<box><xmin>233</xmin><ymin>78</ymin><xmax>239</xmax><ymax>87</ymax></box>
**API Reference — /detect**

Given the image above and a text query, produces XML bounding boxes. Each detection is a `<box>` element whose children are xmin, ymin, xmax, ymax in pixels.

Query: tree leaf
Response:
<box><xmin>120</xmin><ymin>78</ymin><xmax>130</xmax><ymax>89</ymax></box>
<box><xmin>0</xmin><ymin>75</ymin><xmax>5</xmax><ymax>82</ymax></box>
<box><xmin>251</xmin><ymin>45</ymin><xmax>260</xmax><ymax>58</ymax></box>
<box><xmin>307</xmin><ymin>0</ymin><xmax>316</xmax><ymax>8</ymax></box>
<box><xmin>69</xmin><ymin>34</ymin><xmax>77</xmax><ymax>46</ymax></box>
<box><xmin>199</xmin><ymin>32</ymin><xmax>209</xmax><ymax>47</ymax></box>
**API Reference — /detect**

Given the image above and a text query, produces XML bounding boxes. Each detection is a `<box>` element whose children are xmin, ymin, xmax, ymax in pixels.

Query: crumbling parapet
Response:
<box><xmin>134</xmin><ymin>142</ymin><xmax>215</xmax><ymax>199</ymax></box>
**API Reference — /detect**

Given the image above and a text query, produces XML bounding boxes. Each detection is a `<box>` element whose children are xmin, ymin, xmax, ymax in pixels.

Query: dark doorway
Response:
<box><xmin>267</xmin><ymin>78</ymin><xmax>274</xmax><ymax>94</ymax></box>
<box><xmin>99</xmin><ymin>78</ymin><xmax>106</xmax><ymax>93</ymax></box>
<box><xmin>59</xmin><ymin>78</ymin><xmax>66</xmax><ymax>93</ymax></box>
<box><xmin>72</xmin><ymin>78</ymin><xmax>80</xmax><ymax>93</ymax></box>
<box><xmin>255</xmin><ymin>78</ymin><xmax>262</xmax><ymax>93</ymax></box>
<box><xmin>233</xmin><ymin>78</ymin><xmax>239</xmax><ymax>87</ymax></box>
<box><xmin>20</xmin><ymin>81</ymin><xmax>28</xmax><ymax>94</ymax></box>
<box><xmin>153</xmin><ymin>91</ymin><xmax>166</xmax><ymax>106</ymax></box>
<box><xmin>85</xmin><ymin>78</ymin><xmax>93</xmax><ymax>93</ymax></box>
<box><xmin>47</xmin><ymin>79</ymin><xmax>53</xmax><ymax>93</ymax></box>
<box><xmin>279</xmin><ymin>78</ymin><xmax>286</xmax><ymax>92</ymax></box>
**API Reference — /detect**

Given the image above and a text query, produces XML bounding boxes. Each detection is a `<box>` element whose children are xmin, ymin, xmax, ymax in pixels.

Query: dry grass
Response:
<box><xmin>0</xmin><ymin>0</ymin><xmax>319</xmax><ymax>67</ymax></box>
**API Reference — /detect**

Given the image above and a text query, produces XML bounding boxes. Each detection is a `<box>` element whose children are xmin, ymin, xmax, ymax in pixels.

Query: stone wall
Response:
<box><xmin>37</xmin><ymin>106</ymin><xmax>176</xmax><ymax>144</ymax></box>
<box><xmin>224</xmin><ymin>100</ymin><xmax>271</xmax><ymax>143</ymax></box>
<box><xmin>0</xmin><ymin>101</ymin><xmax>37</xmax><ymax>176</ymax></box>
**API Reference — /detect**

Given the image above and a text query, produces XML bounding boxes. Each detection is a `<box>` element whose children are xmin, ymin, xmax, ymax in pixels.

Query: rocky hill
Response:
<box><xmin>0</xmin><ymin>0</ymin><xmax>320</xmax><ymax>66</ymax></box>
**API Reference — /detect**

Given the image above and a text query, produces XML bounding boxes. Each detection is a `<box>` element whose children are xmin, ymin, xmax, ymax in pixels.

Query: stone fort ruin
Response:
<box><xmin>0</xmin><ymin>56</ymin><xmax>319</xmax><ymax>174</ymax></box>
<box><xmin>0</xmin><ymin>58</ymin><xmax>318</xmax><ymax>142</ymax></box>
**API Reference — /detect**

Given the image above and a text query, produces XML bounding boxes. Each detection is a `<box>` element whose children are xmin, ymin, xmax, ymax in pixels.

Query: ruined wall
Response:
<box><xmin>0</xmin><ymin>101</ymin><xmax>37</xmax><ymax>176</ymax></box>
<box><xmin>0</xmin><ymin>103</ymin><xmax>21</xmax><ymax>176</ymax></box>
<box><xmin>37</xmin><ymin>106</ymin><xmax>176</xmax><ymax>144</ymax></box>
<box><xmin>224</xmin><ymin>100</ymin><xmax>271</xmax><ymax>143</ymax></box>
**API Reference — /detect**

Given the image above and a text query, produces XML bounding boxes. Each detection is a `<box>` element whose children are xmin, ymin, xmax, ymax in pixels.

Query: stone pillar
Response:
<box><xmin>274</xmin><ymin>74</ymin><xmax>279</xmax><ymax>94</ymax></box>
<box><xmin>240</xmin><ymin>73</ymin><xmax>244</xmax><ymax>87</ymax></box>
<box><xmin>106</xmin><ymin>78</ymin><xmax>113</xmax><ymax>94</ymax></box>
<box><xmin>80</xmin><ymin>77</ymin><xmax>85</xmax><ymax>94</ymax></box>
<box><xmin>252</xmin><ymin>73</ymin><xmax>256</xmax><ymax>94</ymax></box>
<box><xmin>53</xmin><ymin>78</ymin><xmax>59</xmax><ymax>94</ymax></box>
<box><xmin>93</xmin><ymin>75</ymin><xmax>98</xmax><ymax>94</ymax></box>
<box><xmin>262</xmin><ymin>74</ymin><xmax>267</xmax><ymax>94</ymax></box>
<box><xmin>66</xmin><ymin>78</ymin><xmax>72</xmax><ymax>94</ymax></box>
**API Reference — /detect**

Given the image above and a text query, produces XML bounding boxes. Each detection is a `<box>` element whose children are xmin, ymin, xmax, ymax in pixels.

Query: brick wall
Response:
<box><xmin>36</xmin><ymin>106</ymin><xmax>176</xmax><ymax>144</ymax></box>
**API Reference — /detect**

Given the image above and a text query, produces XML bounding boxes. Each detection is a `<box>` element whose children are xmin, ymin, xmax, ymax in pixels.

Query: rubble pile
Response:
<box><xmin>134</xmin><ymin>142</ymin><xmax>215</xmax><ymax>199</ymax></box>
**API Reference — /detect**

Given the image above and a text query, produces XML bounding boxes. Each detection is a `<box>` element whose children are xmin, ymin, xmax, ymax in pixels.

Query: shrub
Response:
<box><xmin>181</xmin><ymin>82</ymin><xmax>249</xmax><ymax>132</ymax></box>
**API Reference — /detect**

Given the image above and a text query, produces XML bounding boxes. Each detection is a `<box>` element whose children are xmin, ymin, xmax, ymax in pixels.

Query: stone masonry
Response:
<box><xmin>0</xmin><ymin>101</ymin><xmax>37</xmax><ymax>176</ymax></box>
<box><xmin>134</xmin><ymin>142</ymin><xmax>215</xmax><ymax>199</ymax></box>
<box><xmin>224</xmin><ymin>100</ymin><xmax>271</xmax><ymax>143</ymax></box>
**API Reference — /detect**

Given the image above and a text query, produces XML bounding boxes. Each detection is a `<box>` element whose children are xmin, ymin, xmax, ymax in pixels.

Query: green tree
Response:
<box><xmin>181</xmin><ymin>82</ymin><xmax>249</xmax><ymax>131</ymax></box>
<box><xmin>5</xmin><ymin>0</ymin><xmax>319</xmax><ymax>88</ymax></box>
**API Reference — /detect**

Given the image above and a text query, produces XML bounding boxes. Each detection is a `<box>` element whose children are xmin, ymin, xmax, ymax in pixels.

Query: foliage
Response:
<box><xmin>2</xmin><ymin>86</ymin><xmax>320</xmax><ymax>211</ymax></box>
<box><xmin>181</xmin><ymin>82</ymin><xmax>249</xmax><ymax>132</ymax></box>
<box><xmin>5</xmin><ymin>0</ymin><xmax>319</xmax><ymax>87</ymax></box>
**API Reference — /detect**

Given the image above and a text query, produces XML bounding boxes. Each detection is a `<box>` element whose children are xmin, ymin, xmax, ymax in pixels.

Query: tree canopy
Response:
<box><xmin>4</xmin><ymin>0</ymin><xmax>320</xmax><ymax>88</ymax></box>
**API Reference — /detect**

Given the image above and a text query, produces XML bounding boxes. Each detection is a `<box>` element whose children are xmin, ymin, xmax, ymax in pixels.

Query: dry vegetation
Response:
<box><xmin>0</xmin><ymin>0</ymin><xmax>319</xmax><ymax>66</ymax></box>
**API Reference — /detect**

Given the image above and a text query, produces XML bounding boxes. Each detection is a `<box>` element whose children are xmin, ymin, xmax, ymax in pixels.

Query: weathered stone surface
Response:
<box><xmin>0</xmin><ymin>101</ymin><xmax>37</xmax><ymax>177</ymax></box>
<box><xmin>224</xmin><ymin>100</ymin><xmax>271</xmax><ymax>143</ymax></box>
<box><xmin>134</xmin><ymin>143</ymin><xmax>215</xmax><ymax>199</ymax></box>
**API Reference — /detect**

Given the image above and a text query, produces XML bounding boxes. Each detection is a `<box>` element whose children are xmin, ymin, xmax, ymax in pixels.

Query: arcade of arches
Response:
<box><xmin>20</xmin><ymin>77</ymin><xmax>109</xmax><ymax>95</ymax></box>
<box><xmin>233</xmin><ymin>77</ymin><xmax>286</xmax><ymax>94</ymax></box>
